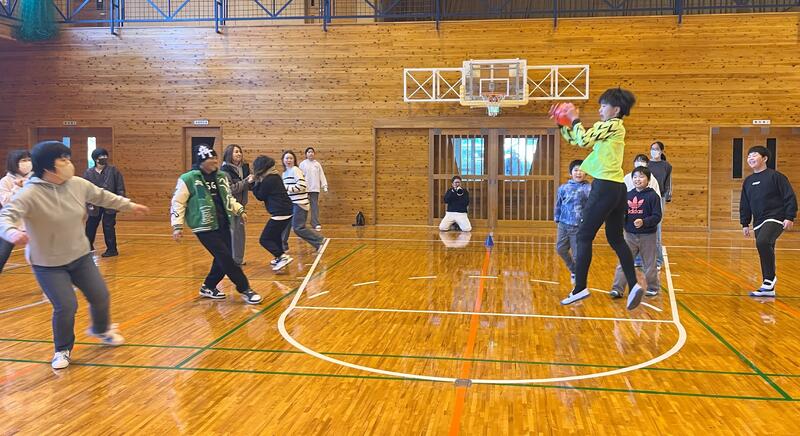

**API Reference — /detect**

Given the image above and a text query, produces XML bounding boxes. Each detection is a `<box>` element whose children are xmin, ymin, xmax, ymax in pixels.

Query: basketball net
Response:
<box><xmin>484</xmin><ymin>93</ymin><xmax>504</xmax><ymax>117</ymax></box>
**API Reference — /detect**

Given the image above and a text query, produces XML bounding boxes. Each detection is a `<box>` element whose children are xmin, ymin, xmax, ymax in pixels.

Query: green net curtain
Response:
<box><xmin>17</xmin><ymin>0</ymin><xmax>59</xmax><ymax>42</ymax></box>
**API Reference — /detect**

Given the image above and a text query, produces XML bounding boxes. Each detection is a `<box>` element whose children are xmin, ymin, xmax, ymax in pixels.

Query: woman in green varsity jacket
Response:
<box><xmin>551</xmin><ymin>88</ymin><xmax>643</xmax><ymax>310</ymax></box>
<box><xmin>170</xmin><ymin>144</ymin><xmax>262</xmax><ymax>305</ymax></box>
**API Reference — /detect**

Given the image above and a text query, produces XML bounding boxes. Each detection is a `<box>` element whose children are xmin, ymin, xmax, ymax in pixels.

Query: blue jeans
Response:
<box><xmin>32</xmin><ymin>254</ymin><xmax>111</xmax><ymax>352</ymax></box>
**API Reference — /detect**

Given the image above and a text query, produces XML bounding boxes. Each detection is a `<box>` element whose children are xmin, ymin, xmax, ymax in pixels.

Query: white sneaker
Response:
<box><xmin>272</xmin><ymin>254</ymin><xmax>294</xmax><ymax>271</ymax></box>
<box><xmin>750</xmin><ymin>277</ymin><xmax>777</xmax><ymax>297</ymax></box>
<box><xmin>52</xmin><ymin>350</ymin><xmax>71</xmax><ymax>369</ymax></box>
<box><xmin>315</xmin><ymin>225</ymin><xmax>322</xmax><ymax>231</ymax></box>
<box><xmin>627</xmin><ymin>284</ymin><xmax>644</xmax><ymax>310</ymax></box>
<box><xmin>86</xmin><ymin>323</ymin><xmax>125</xmax><ymax>346</ymax></box>
<box><xmin>561</xmin><ymin>289</ymin><xmax>590</xmax><ymax>305</ymax></box>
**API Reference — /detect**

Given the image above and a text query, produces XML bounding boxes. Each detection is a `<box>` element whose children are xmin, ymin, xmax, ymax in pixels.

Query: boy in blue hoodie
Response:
<box><xmin>554</xmin><ymin>159</ymin><xmax>591</xmax><ymax>284</ymax></box>
<box><xmin>610</xmin><ymin>166</ymin><xmax>662</xmax><ymax>298</ymax></box>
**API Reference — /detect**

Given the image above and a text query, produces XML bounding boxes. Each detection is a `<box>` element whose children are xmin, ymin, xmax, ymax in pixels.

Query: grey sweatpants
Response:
<box><xmin>230</xmin><ymin>215</ymin><xmax>246</xmax><ymax>265</ymax></box>
<box><xmin>32</xmin><ymin>254</ymin><xmax>111</xmax><ymax>352</ymax></box>
<box><xmin>612</xmin><ymin>231</ymin><xmax>659</xmax><ymax>294</ymax></box>
<box><xmin>308</xmin><ymin>192</ymin><xmax>321</xmax><ymax>228</ymax></box>
<box><xmin>555</xmin><ymin>222</ymin><xmax>579</xmax><ymax>274</ymax></box>
<box><xmin>282</xmin><ymin>204</ymin><xmax>324</xmax><ymax>251</ymax></box>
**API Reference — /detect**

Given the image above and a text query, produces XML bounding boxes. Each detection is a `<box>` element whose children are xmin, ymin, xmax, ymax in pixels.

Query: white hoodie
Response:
<box><xmin>298</xmin><ymin>159</ymin><xmax>328</xmax><ymax>193</ymax></box>
<box><xmin>0</xmin><ymin>172</ymin><xmax>29</xmax><ymax>205</ymax></box>
<box><xmin>0</xmin><ymin>176</ymin><xmax>133</xmax><ymax>266</ymax></box>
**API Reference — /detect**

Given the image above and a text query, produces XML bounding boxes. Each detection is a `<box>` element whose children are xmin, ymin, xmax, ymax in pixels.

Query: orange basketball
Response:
<box><xmin>552</xmin><ymin>102</ymin><xmax>577</xmax><ymax>126</ymax></box>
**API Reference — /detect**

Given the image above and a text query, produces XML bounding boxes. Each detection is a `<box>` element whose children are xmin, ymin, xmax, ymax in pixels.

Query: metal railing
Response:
<box><xmin>1</xmin><ymin>0</ymin><xmax>798</xmax><ymax>31</ymax></box>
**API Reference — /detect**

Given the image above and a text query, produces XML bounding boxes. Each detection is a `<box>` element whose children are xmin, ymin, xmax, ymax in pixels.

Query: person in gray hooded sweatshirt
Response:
<box><xmin>0</xmin><ymin>141</ymin><xmax>149</xmax><ymax>369</ymax></box>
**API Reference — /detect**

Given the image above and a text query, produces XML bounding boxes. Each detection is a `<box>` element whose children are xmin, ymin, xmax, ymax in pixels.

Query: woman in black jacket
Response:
<box><xmin>221</xmin><ymin>144</ymin><xmax>255</xmax><ymax>265</ymax></box>
<box><xmin>252</xmin><ymin>155</ymin><xmax>294</xmax><ymax>272</ymax></box>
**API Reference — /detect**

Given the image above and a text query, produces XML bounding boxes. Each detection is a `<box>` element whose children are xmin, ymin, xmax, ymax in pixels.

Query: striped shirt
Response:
<box><xmin>282</xmin><ymin>166</ymin><xmax>310</xmax><ymax>210</ymax></box>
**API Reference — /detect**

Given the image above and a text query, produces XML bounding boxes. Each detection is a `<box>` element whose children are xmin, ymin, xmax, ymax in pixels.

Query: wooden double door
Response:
<box><xmin>430</xmin><ymin>129</ymin><xmax>560</xmax><ymax>228</ymax></box>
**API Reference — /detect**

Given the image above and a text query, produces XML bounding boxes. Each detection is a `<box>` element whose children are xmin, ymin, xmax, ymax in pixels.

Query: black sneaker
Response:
<box><xmin>240</xmin><ymin>289</ymin><xmax>263</xmax><ymax>304</ymax></box>
<box><xmin>199</xmin><ymin>284</ymin><xmax>226</xmax><ymax>299</ymax></box>
<box><xmin>609</xmin><ymin>289</ymin><xmax>624</xmax><ymax>299</ymax></box>
<box><xmin>101</xmin><ymin>251</ymin><xmax>119</xmax><ymax>258</ymax></box>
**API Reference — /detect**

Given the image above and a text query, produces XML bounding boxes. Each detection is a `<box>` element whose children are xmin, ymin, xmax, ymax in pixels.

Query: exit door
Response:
<box><xmin>430</xmin><ymin>129</ymin><xmax>560</xmax><ymax>228</ymax></box>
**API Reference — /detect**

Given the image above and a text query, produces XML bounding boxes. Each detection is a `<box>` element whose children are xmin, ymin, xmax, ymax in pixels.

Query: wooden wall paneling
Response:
<box><xmin>375</xmin><ymin>128</ymin><xmax>429</xmax><ymax>224</ymax></box>
<box><xmin>1</xmin><ymin>15</ymin><xmax>800</xmax><ymax>228</ymax></box>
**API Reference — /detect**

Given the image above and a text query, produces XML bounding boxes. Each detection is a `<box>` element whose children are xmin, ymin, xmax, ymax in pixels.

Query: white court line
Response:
<box><xmin>589</xmin><ymin>288</ymin><xmax>610</xmax><ymax>294</ymax></box>
<box><xmin>292</xmin><ymin>305</ymin><xmax>671</xmax><ymax>324</ymax></box>
<box><xmin>674</xmin><ymin>288</ymin><xmax>684</xmax><ymax>291</ymax></box>
<box><xmin>112</xmin><ymin>233</ymin><xmax>800</xmax><ymax>251</ymax></box>
<box><xmin>409</xmin><ymin>276</ymin><xmax>437</xmax><ymax>280</ymax></box>
<box><xmin>278</xmin><ymin>241</ymin><xmax>687</xmax><ymax>385</ymax></box>
<box><xmin>531</xmin><ymin>279</ymin><xmax>559</xmax><ymax>285</ymax></box>
<box><xmin>641</xmin><ymin>302</ymin><xmax>663</xmax><ymax>313</ymax></box>
<box><xmin>469</xmin><ymin>275</ymin><xmax>497</xmax><ymax>279</ymax></box>
<box><xmin>0</xmin><ymin>299</ymin><xmax>48</xmax><ymax>315</ymax></box>
<box><xmin>330</xmin><ymin>236</ymin><xmax>621</xmax><ymax>247</ymax></box>
<box><xmin>666</xmin><ymin>244</ymin><xmax>800</xmax><ymax>252</ymax></box>
<box><xmin>352</xmin><ymin>281</ymin><xmax>379</xmax><ymax>287</ymax></box>
<box><xmin>307</xmin><ymin>291</ymin><xmax>329</xmax><ymax>300</ymax></box>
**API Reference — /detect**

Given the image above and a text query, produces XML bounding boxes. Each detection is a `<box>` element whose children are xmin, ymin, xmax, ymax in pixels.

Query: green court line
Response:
<box><xmin>173</xmin><ymin>244</ymin><xmax>367</xmax><ymax>368</ymax></box>
<box><xmin>209</xmin><ymin>346</ymin><xmax>764</xmax><ymax>377</ymax></box>
<box><xmin>6</xmin><ymin>336</ymin><xmax>800</xmax><ymax>379</ymax></box>
<box><xmin>493</xmin><ymin>382</ymin><xmax>793</xmax><ymax>402</ymax></box>
<box><xmin>675</xmin><ymin>292</ymin><xmax>800</xmax><ymax>300</ymax></box>
<box><xmin>0</xmin><ymin>337</ymin><xmax>201</xmax><ymax>349</ymax></box>
<box><xmin>1</xmin><ymin>271</ymin><xmax>295</xmax><ymax>282</ymax></box>
<box><xmin>677</xmin><ymin>300</ymin><xmax>792</xmax><ymax>400</ymax></box>
<box><xmin>0</xmin><ymin>356</ymin><xmax>794</xmax><ymax>403</ymax></box>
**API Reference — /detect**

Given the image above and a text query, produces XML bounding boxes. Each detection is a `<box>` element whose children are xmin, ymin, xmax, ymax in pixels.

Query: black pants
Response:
<box><xmin>0</xmin><ymin>238</ymin><xmax>14</xmax><ymax>273</ymax></box>
<box><xmin>196</xmin><ymin>224</ymin><xmax>250</xmax><ymax>292</ymax></box>
<box><xmin>260</xmin><ymin>218</ymin><xmax>292</xmax><ymax>258</ymax></box>
<box><xmin>754</xmin><ymin>221</ymin><xmax>784</xmax><ymax>281</ymax></box>
<box><xmin>85</xmin><ymin>208</ymin><xmax>118</xmax><ymax>253</ymax></box>
<box><xmin>573</xmin><ymin>179</ymin><xmax>637</xmax><ymax>293</ymax></box>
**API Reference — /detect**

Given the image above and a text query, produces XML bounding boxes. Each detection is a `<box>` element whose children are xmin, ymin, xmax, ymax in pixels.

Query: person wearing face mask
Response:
<box><xmin>648</xmin><ymin>141</ymin><xmax>672</xmax><ymax>268</ymax></box>
<box><xmin>83</xmin><ymin>148</ymin><xmax>126</xmax><ymax>257</ymax></box>
<box><xmin>0</xmin><ymin>141</ymin><xmax>150</xmax><ymax>369</ymax></box>
<box><xmin>0</xmin><ymin>149</ymin><xmax>33</xmax><ymax>273</ymax></box>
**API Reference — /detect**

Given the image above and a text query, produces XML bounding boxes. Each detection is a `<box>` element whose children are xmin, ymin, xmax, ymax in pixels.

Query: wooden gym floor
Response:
<box><xmin>2</xmin><ymin>222</ymin><xmax>800</xmax><ymax>434</ymax></box>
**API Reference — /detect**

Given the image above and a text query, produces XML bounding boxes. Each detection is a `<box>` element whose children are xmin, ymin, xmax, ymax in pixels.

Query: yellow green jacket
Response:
<box><xmin>559</xmin><ymin>118</ymin><xmax>626</xmax><ymax>183</ymax></box>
